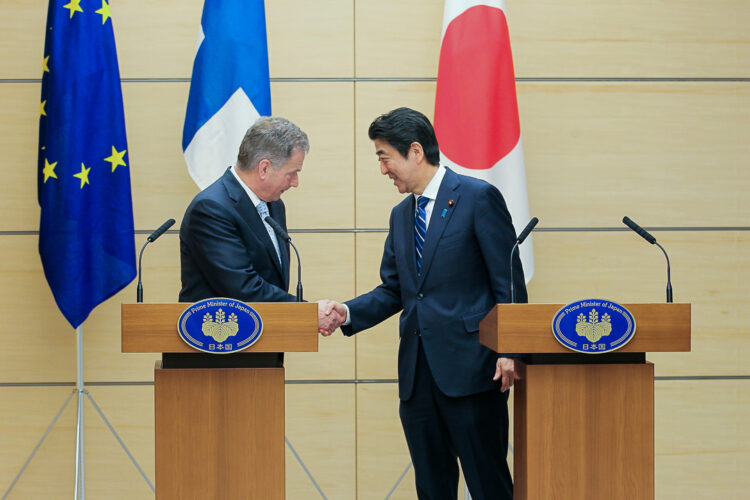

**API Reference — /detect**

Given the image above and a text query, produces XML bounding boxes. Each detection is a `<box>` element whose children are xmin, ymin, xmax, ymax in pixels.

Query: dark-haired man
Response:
<box><xmin>321</xmin><ymin>107</ymin><xmax>526</xmax><ymax>499</ymax></box>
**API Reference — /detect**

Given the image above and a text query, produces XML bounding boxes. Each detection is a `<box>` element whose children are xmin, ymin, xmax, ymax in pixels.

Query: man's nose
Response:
<box><xmin>380</xmin><ymin>164</ymin><xmax>388</xmax><ymax>175</ymax></box>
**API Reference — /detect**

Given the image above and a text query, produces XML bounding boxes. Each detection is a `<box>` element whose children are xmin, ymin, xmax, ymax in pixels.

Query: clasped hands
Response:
<box><xmin>317</xmin><ymin>299</ymin><xmax>347</xmax><ymax>336</ymax></box>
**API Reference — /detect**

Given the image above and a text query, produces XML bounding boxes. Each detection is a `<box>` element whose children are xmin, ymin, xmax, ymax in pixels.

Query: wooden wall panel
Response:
<box><xmin>285</xmin><ymin>233</ymin><xmax>355</xmax><ymax>381</ymax></box>
<box><xmin>0</xmin><ymin>387</ymin><xmax>75</xmax><ymax>499</ymax></box>
<box><xmin>356</xmin><ymin>384</ymin><xmax>415</xmax><ymax>499</ymax></box>
<box><xmin>123</xmin><ymin>82</ymin><xmax>199</xmax><ymax>231</ymax></box>
<box><xmin>82</xmin><ymin>386</ymin><xmax>155</xmax><ymax>499</ymax></box>
<box><xmin>355</xmin><ymin>82</ymin><xmax>437</xmax><ymax>228</ymax></box>
<box><xmin>529</xmin><ymin>231</ymin><xmax>750</xmax><ymax>376</ymax></box>
<box><xmin>286</xmin><ymin>384</ymin><xmax>355</xmax><ymax>499</ymax></box>
<box><xmin>520</xmin><ymin>82</ymin><xmax>750</xmax><ymax>227</ymax></box>
<box><xmin>354</xmin><ymin>233</ymin><xmax>399</xmax><ymax>380</ymax></box>
<box><xmin>0</xmin><ymin>236</ymin><xmax>76</xmax><ymax>382</ymax></box>
<box><xmin>267</xmin><ymin>0</ymin><xmax>354</xmax><ymax>78</ymax></box>
<box><xmin>507</xmin><ymin>0</ymin><xmax>750</xmax><ymax>78</ymax></box>
<box><xmin>114</xmin><ymin>0</ymin><xmax>202</xmax><ymax>79</ymax></box>
<box><xmin>0</xmin><ymin>83</ymin><xmax>41</xmax><ymax>231</ymax></box>
<box><xmin>272</xmin><ymin>83</ymin><xmax>355</xmax><ymax>230</ymax></box>
<box><xmin>655</xmin><ymin>380</ymin><xmax>750</xmax><ymax>499</ymax></box>
<box><xmin>0</xmin><ymin>0</ymin><xmax>46</xmax><ymax>79</ymax></box>
<box><xmin>355</xmin><ymin>0</ymin><xmax>442</xmax><ymax>78</ymax></box>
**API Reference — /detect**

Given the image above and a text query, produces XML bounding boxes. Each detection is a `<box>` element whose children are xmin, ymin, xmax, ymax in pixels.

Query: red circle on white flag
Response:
<box><xmin>434</xmin><ymin>5</ymin><xmax>520</xmax><ymax>170</ymax></box>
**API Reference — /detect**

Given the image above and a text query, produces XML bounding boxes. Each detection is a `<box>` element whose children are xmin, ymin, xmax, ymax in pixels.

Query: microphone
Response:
<box><xmin>510</xmin><ymin>217</ymin><xmax>538</xmax><ymax>303</ymax></box>
<box><xmin>265</xmin><ymin>216</ymin><xmax>303</xmax><ymax>302</ymax></box>
<box><xmin>137</xmin><ymin>218</ymin><xmax>175</xmax><ymax>303</ymax></box>
<box><xmin>622</xmin><ymin>216</ymin><xmax>673</xmax><ymax>302</ymax></box>
<box><xmin>147</xmin><ymin>218</ymin><xmax>175</xmax><ymax>243</ymax></box>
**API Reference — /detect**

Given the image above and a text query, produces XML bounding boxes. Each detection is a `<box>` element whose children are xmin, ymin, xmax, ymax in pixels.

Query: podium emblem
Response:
<box><xmin>552</xmin><ymin>299</ymin><xmax>636</xmax><ymax>354</ymax></box>
<box><xmin>178</xmin><ymin>298</ymin><xmax>263</xmax><ymax>354</ymax></box>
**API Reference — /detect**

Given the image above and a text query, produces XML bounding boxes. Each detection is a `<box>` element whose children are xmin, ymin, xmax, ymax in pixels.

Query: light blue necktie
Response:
<box><xmin>414</xmin><ymin>196</ymin><xmax>429</xmax><ymax>271</ymax></box>
<box><xmin>256</xmin><ymin>201</ymin><xmax>282</xmax><ymax>265</ymax></box>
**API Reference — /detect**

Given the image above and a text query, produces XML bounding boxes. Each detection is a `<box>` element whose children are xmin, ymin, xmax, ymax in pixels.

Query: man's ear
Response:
<box><xmin>257</xmin><ymin>158</ymin><xmax>272</xmax><ymax>178</ymax></box>
<box><xmin>409</xmin><ymin>142</ymin><xmax>425</xmax><ymax>163</ymax></box>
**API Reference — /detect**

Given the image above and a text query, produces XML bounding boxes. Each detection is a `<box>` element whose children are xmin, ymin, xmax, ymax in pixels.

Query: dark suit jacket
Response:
<box><xmin>342</xmin><ymin>168</ymin><xmax>527</xmax><ymax>400</ymax></box>
<box><xmin>179</xmin><ymin>167</ymin><xmax>296</xmax><ymax>303</ymax></box>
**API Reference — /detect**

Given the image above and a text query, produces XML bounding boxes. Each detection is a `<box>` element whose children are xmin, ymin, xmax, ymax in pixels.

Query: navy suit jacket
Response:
<box><xmin>343</xmin><ymin>168</ymin><xmax>527</xmax><ymax>400</ymax></box>
<box><xmin>179</xmin><ymin>167</ymin><xmax>296</xmax><ymax>303</ymax></box>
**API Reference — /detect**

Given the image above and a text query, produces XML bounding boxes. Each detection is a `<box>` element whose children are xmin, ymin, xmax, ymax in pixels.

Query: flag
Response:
<box><xmin>182</xmin><ymin>0</ymin><xmax>271</xmax><ymax>189</ymax></box>
<box><xmin>38</xmin><ymin>0</ymin><xmax>136</xmax><ymax>328</ymax></box>
<box><xmin>434</xmin><ymin>0</ymin><xmax>534</xmax><ymax>281</ymax></box>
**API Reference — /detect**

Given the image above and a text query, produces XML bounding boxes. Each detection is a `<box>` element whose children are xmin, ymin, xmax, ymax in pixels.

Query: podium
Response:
<box><xmin>479</xmin><ymin>303</ymin><xmax>690</xmax><ymax>500</ymax></box>
<box><xmin>121</xmin><ymin>302</ymin><xmax>318</xmax><ymax>500</ymax></box>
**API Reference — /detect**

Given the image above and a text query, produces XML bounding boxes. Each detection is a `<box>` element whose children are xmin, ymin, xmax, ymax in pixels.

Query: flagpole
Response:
<box><xmin>74</xmin><ymin>326</ymin><xmax>85</xmax><ymax>500</ymax></box>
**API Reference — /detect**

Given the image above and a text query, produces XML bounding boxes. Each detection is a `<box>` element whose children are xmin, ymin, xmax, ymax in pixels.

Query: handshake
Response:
<box><xmin>316</xmin><ymin>300</ymin><xmax>347</xmax><ymax>336</ymax></box>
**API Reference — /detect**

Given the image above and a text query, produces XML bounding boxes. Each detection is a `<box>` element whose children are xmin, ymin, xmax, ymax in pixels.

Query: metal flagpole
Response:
<box><xmin>74</xmin><ymin>326</ymin><xmax>85</xmax><ymax>500</ymax></box>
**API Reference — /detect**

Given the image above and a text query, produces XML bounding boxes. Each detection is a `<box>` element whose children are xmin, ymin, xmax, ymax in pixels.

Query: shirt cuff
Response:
<box><xmin>342</xmin><ymin>304</ymin><xmax>352</xmax><ymax>326</ymax></box>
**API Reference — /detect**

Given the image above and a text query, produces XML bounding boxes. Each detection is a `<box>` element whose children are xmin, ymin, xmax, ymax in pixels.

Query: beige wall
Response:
<box><xmin>1</xmin><ymin>0</ymin><xmax>749</xmax><ymax>498</ymax></box>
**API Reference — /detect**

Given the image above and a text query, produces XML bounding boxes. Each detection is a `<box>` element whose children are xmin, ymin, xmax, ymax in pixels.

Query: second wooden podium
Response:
<box><xmin>122</xmin><ymin>302</ymin><xmax>318</xmax><ymax>500</ymax></box>
<box><xmin>480</xmin><ymin>303</ymin><xmax>690</xmax><ymax>500</ymax></box>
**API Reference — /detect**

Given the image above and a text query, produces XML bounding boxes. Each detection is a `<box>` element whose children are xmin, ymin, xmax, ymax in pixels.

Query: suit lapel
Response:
<box><xmin>417</xmin><ymin>169</ymin><xmax>460</xmax><ymax>290</ymax></box>
<box><xmin>222</xmin><ymin>170</ymin><xmax>285</xmax><ymax>282</ymax></box>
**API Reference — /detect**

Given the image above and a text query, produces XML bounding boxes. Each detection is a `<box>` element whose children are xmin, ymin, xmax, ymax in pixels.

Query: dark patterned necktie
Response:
<box><xmin>414</xmin><ymin>196</ymin><xmax>429</xmax><ymax>271</ymax></box>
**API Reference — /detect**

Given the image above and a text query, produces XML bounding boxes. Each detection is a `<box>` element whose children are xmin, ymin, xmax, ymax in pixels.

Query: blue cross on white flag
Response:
<box><xmin>182</xmin><ymin>0</ymin><xmax>271</xmax><ymax>189</ymax></box>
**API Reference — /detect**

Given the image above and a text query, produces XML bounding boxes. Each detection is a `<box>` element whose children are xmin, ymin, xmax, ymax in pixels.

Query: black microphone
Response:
<box><xmin>137</xmin><ymin>218</ymin><xmax>175</xmax><ymax>303</ymax></box>
<box><xmin>622</xmin><ymin>216</ymin><xmax>673</xmax><ymax>302</ymax></box>
<box><xmin>265</xmin><ymin>216</ymin><xmax>303</xmax><ymax>302</ymax></box>
<box><xmin>622</xmin><ymin>216</ymin><xmax>656</xmax><ymax>244</ymax></box>
<box><xmin>516</xmin><ymin>217</ymin><xmax>539</xmax><ymax>244</ymax></box>
<box><xmin>510</xmin><ymin>217</ymin><xmax>538</xmax><ymax>303</ymax></box>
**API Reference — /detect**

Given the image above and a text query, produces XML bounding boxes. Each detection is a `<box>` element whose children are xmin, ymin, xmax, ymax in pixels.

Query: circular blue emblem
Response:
<box><xmin>177</xmin><ymin>298</ymin><xmax>263</xmax><ymax>354</ymax></box>
<box><xmin>552</xmin><ymin>299</ymin><xmax>636</xmax><ymax>354</ymax></box>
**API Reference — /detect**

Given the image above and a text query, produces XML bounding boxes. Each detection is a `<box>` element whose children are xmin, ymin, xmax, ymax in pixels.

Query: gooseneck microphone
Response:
<box><xmin>622</xmin><ymin>216</ymin><xmax>673</xmax><ymax>303</ymax></box>
<box><xmin>137</xmin><ymin>218</ymin><xmax>175</xmax><ymax>303</ymax></box>
<box><xmin>510</xmin><ymin>217</ymin><xmax>538</xmax><ymax>303</ymax></box>
<box><xmin>265</xmin><ymin>216</ymin><xmax>303</xmax><ymax>302</ymax></box>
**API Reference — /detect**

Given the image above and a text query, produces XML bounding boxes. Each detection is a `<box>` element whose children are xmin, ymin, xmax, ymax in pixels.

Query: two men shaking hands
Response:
<box><xmin>180</xmin><ymin>108</ymin><xmax>526</xmax><ymax>500</ymax></box>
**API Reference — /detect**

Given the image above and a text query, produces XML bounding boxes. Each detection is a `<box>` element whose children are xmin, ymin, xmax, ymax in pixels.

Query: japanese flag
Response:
<box><xmin>434</xmin><ymin>0</ymin><xmax>534</xmax><ymax>282</ymax></box>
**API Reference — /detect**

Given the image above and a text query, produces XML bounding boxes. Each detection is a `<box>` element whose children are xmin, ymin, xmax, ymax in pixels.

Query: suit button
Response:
<box><xmin>416</xmin><ymin>293</ymin><xmax>423</xmax><ymax>300</ymax></box>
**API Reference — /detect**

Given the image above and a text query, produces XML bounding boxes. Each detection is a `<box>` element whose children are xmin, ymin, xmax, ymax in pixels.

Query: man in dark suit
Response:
<box><xmin>321</xmin><ymin>107</ymin><xmax>527</xmax><ymax>499</ymax></box>
<box><xmin>179</xmin><ymin>116</ymin><xmax>308</xmax><ymax>304</ymax></box>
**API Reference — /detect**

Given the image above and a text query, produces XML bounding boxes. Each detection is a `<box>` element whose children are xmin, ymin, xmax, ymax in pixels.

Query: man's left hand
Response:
<box><xmin>493</xmin><ymin>357</ymin><xmax>520</xmax><ymax>392</ymax></box>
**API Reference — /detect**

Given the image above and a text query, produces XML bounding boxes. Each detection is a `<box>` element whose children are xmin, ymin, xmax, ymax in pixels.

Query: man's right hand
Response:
<box><xmin>317</xmin><ymin>300</ymin><xmax>347</xmax><ymax>336</ymax></box>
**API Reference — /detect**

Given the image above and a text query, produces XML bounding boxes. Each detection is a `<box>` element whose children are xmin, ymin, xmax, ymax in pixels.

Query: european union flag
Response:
<box><xmin>182</xmin><ymin>0</ymin><xmax>271</xmax><ymax>189</ymax></box>
<box><xmin>38</xmin><ymin>0</ymin><xmax>136</xmax><ymax>328</ymax></box>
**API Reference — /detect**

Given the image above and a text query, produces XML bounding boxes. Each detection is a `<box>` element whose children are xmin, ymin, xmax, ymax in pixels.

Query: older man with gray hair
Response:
<box><xmin>179</xmin><ymin>116</ymin><xmax>309</xmax><ymax>305</ymax></box>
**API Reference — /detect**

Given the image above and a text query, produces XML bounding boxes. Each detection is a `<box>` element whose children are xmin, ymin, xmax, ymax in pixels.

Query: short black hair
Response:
<box><xmin>368</xmin><ymin>107</ymin><xmax>441</xmax><ymax>166</ymax></box>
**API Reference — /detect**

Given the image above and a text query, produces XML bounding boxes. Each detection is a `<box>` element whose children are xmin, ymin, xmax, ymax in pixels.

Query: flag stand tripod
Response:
<box><xmin>2</xmin><ymin>327</ymin><xmax>154</xmax><ymax>499</ymax></box>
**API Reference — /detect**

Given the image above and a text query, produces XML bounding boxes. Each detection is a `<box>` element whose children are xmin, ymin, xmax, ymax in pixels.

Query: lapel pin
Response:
<box><xmin>448</xmin><ymin>199</ymin><xmax>454</xmax><ymax>207</ymax></box>
<box><xmin>441</xmin><ymin>208</ymin><xmax>447</xmax><ymax>218</ymax></box>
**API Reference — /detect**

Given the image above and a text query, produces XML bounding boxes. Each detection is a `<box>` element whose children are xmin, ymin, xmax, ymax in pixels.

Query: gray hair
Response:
<box><xmin>236</xmin><ymin>116</ymin><xmax>310</xmax><ymax>171</ymax></box>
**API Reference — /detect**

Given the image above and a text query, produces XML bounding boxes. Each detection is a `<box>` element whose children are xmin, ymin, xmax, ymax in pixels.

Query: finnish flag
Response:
<box><xmin>182</xmin><ymin>0</ymin><xmax>271</xmax><ymax>189</ymax></box>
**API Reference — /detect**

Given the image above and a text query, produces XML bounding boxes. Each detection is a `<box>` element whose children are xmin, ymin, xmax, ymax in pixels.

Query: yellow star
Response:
<box><xmin>73</xmin><ymin>163</ymin><xmax>91</xmax><ymax>188</ymax></box>
<box><xmin>43</xmin><ymin>159</ymin><xmax>58</xmax><ymax>183</ymax></box>
<box><xmin>40</xmin><ymin>100</ymin><xmax>47</xmax><ymax>117</ymax></box>
<box><xmin>43</xmin><ymin>56</ymin><xmax>50</xmax><ymax>73</ymax></box>
<box><xmin>104</xmin><ymin>146</ymin><xmax>127</xmax><ymax>172</ymax></box>
<box><xmin>95</xmin><ymin>0</ymin><xmax>111</xmax><ymax>24</ymax></box>
<box><xmin>63</xmin><ymin>0</ymin><xmax>84</xmax><ymax>19</ymax></box>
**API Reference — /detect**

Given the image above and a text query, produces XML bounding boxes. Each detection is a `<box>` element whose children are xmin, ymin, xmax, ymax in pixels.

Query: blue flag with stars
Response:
<box><xmin>38</xmin><ymin>0</ymin><xmax>136</xmax><ymax>328</ymax></box>
<box><xmin>182</xmin><ymin>0</ymin><xmax>271</xmax><ymax>189</ymax></box>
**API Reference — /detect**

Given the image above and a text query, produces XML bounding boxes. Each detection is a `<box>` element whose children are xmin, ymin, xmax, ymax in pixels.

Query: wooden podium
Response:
<box><xmin>479</xmin><ymin>303</ymin><xmax>690</xmax><ymax>500</ymax></box>
<box><xmin>121</xmin><ymin>302</ymin><xmax>318</xmax><ymax>500</ymax></box>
